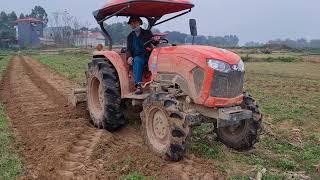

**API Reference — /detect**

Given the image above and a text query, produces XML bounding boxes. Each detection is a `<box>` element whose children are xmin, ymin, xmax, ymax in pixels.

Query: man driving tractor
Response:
<box><xmin>85</xmin><ymin>0</ymin><xmax>262</xmax><ymax>161</ymax></box>
<box><xmin>126</xmin><ymin>16</ymin><xmax>156</xmax><ymax>94</ymax></box>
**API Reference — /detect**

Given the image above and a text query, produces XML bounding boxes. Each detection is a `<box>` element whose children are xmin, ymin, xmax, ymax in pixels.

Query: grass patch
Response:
<box><xmin>244</xmin><ymin>62</ymin><xmax>320</xmax><ymax>177</ymax></box>
<box><xmin>241</xmin><ymin>55</ymin><xmax>300</xmax><ymax>62</ymax></box>
<box><xmin>121</xmin><ymin>172</ymin><xmax>147</xmax><ymax>180</ymax></box>
<box><xmin>0</xmin><ymin>55</ymin><xmax>23</xmax><ymax>179</ymax></box>
<box><xmin>304</xmin><ymin>48</ymin><xmax>320</xmax><ymax>55</ymax></box>
<box><xmin>266</xmin><ymin>56</ymin><xmax>299</xmax><ymax>62</ymax></box>
<box><xmin>0</xmin><ymin>105</ymin><xmax>23</xmax><ymax>179</ymax></box>
<box><xmin>189</xmin><ymin>124</ymin><xmax>224</xmax><ymax>160</ymax></box>
<box><xmin>31</xmin><ymin>52</ymin><xmax>91</xmax><ymax>85</ymax></box>
<box><xmin>262</xmin><ymin>174</ymin><xmax>287</xmax><ymax>180</ymax></box>
<box><xmin>276</xmin><ymin>158</ymin><xmax>297</xmax><ymax>171</ymax></box>
<box><xmin>228</xmin><ymin>176</ymin><xmax>251</xmax><ymax>180</ymax></box>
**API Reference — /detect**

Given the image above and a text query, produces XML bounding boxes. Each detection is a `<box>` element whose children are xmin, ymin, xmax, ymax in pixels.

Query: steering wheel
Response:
<box><xmin>159</xmin><ymin>38</ymin><xmax>169</xmax><ymax>44</ymax></box>
<box><xmin>143</xmin><ymin>39</ymin><xmax>156</xmax><ymax>48</ymax></box>
<box><xmin>143</xmin><ymin>38</ymin><xmax>169</xmax><ymax>48</ymax></box>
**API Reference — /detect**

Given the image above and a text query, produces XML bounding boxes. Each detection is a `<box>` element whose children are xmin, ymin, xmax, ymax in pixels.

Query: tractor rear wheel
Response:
<box><xmin>86</xmin><ymin>58</ymin><xmax>124</xmax><ymax>132</ymax></box>
<box><xmin>141</xmin><ymin>93</ymin><xmax>190</xmax><ymax>161</ymax></box>
<box><xmin>216</xmin><ymin>95</ymin><xmax>262</xmax><ymax>150</ymax></box>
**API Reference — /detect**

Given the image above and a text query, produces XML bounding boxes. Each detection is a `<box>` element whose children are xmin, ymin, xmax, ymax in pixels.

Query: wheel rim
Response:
<box><xmin>89</xmin><ymin>76</ymin><xmax>104</xmax><ymax>119</ymax></box>
<box><xmin>220</xmin><ymin>119</ymin><xmax>247</xmax><ymax>137</ymax></box>
<box><xmin>147</xmin><ymin>107</ymin><xmax>170</xmax><ymax>154</ymax></box>
<box><xmin>153</xmin><ymin>110</ymin><xmax>169</xmax><ymax>140</ymax></box>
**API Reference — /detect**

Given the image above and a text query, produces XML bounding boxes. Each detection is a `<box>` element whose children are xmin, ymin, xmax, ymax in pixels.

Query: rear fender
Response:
<box><xmin>93</xmin><ymin>50</ymin><xmax>131</xmax><ymax>97</ymax></box>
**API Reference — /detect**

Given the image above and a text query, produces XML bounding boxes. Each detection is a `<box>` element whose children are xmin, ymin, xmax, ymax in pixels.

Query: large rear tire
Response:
<box><xmin>141</xmin><ymin>93</ymin><xmax>190</xmax><ymax>161</ymax></box>
<box><xmin>216</xmin><ymin>94</ymin><xmax>262</xmax><ymax>150</ymax></box>
<box><xmin>86</xmin><ymin>58</ymin><xmax>124</xmax><ymax>132</ymax></box>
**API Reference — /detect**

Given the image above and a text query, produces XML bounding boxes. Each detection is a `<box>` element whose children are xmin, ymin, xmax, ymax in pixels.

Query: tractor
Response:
<box><xmin>74</xmin><ymin>0</ymin><xmax>262</xmax><ymax>161</ymax></box>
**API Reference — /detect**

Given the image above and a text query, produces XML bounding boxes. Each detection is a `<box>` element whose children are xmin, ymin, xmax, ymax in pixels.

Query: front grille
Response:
<box><xmin>210</xmin><ymin>70</ymin><xmax>244</xmax><ymax>98</ymax></box>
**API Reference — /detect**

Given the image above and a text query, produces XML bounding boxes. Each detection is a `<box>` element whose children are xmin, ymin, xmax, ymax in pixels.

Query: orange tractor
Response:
<box><xmin>76</xmin><ymin>0</ymin><xmax>262</xmax><ymax>161</ymax></box>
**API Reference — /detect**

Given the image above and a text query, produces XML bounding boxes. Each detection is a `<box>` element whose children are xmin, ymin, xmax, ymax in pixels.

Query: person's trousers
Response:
<box><xmin>133</xmin><ymin>56</ymin><xmax>148</xmax><ymax>85</ymax></box>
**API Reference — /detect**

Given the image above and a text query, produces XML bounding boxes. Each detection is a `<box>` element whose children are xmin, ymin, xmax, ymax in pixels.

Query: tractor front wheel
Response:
<box><xmin>141</xmin><ymin>93</ymin><xmax>190</xmax><ymax>161</ymax></box>
<box><xmin>86</xmin><ymin>59</ymin><xmax>124</xmax><ymax>132</ymax></box>
<box><xmin>216</xmin><ymin>95</ymin><xmax>262</xmax><ymax>150</ymax></box>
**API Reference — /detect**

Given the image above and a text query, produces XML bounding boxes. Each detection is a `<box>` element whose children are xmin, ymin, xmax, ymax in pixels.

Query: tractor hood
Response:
<box><xmin>159</xmin><ymin>45</ymin><xmax>241</xmax><ymax>65</ymax></box>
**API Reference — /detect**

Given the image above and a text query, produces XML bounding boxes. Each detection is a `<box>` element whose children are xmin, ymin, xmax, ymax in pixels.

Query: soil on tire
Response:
<box><xmin>141</xmin><ymin>93</ymin><xmax>190</xmax><ymax>161</ymax></box>
<box><xmin>86</xmin><ymin>59</ymin><xmax>124</xmax><ymax>131</ymax></box>
<box><xmin>216</xmin><ymin>95</ymin><xmax>262</xmax><ymax>150</ymax></box>
<box><xmin>0</xmin><ymin>56</ymin><xmax>224</xmax><ymax>179</ymax></box>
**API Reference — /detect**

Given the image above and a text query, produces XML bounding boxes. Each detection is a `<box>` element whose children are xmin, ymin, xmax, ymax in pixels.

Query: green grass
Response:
<box><xmin>228</xmin><ymin>173</ymin><xmax>288</xmax><ymax>180</ymax></box>
<box><xmin>31</xmin><ymin>52</ymin><xmax>91</xmax><ymax>85</ymax></box>
<box><xmin>262</xmin><ymin>174</ymin><xmax>288</xmax><ymax>180</ymax></box>
<box><xmin>303</xmin><ymin>48</ymin><xmax>320</xmax><ymax>55</ymax></box>
<box><xmin>276</xmin><ymin>158</ymin><xmax>297</xmax><ymax>171</ymax></box>
<box><xmin>121</xmin><ymin>172</ymin><xmax>148</xmax><ymax>180</ymax></box>
<box><xmin>189</xmin><ymin>124</ymin><xmax>225</xmax><ymax>160</ymax></box>
<box><xmin>244</xmin><ymin>62</ymin><xmax>320</xmax><ymax>177</ymax></box>
<box><xmin>241</xmin><ymin>54</ymin><xmax>300</xmax><ymax>62</ymax></box>
<box><xmin>0</xmin><ymin>55</ymin><xmax>23</xmax><ymax>180</ymax></box>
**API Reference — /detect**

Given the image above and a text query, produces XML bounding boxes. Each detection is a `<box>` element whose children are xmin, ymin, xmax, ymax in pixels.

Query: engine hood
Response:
<box><xmin>158</xmin><ymin>45</ymin><xmax>241</xmax><ymax>65</ymax></box>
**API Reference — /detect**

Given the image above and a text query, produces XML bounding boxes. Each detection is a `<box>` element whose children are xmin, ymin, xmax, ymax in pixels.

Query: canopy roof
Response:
<box><xmin>94</xmin><ymin>0</ymin><xmax>194</xmax><ymax>22</ymax></box>
<box><xmin>15</xmin><ymin>18</ymin><xmax>43</xmax><ymax>24</ymax></box>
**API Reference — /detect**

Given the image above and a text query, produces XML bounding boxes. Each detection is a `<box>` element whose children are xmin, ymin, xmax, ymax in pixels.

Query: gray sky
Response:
<box><xmin>2</xmin><ymin>0</ymin><xmax>320</xmax><ymax>44</ymax></box>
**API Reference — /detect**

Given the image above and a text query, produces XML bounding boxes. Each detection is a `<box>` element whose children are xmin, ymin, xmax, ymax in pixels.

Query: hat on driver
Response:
<box><xmin>128</xmin><ymin>16</ymin><xmax>143</xmax><ymax>25</ymax></box>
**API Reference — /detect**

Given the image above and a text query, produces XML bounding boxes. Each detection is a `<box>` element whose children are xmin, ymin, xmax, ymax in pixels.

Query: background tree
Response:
<box><xmin>309</xmin><ymin>39</ymin><xmax>320</xmax><ymax>49</ymax></box>
<box><xmin>19</xmin><ymin>13</ymin><xmax>25</xmax><ymax>19</ymax></box>
<box><xmin>104</xmin><ymin>22</ymin><xmax>131</xmax><ymax>45</ymax></box>
<box><xmin>29</xmin><ymin>6</ymin><xmax>48</xmax><ymax>24</ymax></box>
<box><xmin>8</xmin><ymin>12</ymin><xmax>17</xmax><ymax>22</ymax></box>
<box><xmin>0</xmin><ymin>11</ymin><xmax>17</xmax><ymax>48</ymax></box>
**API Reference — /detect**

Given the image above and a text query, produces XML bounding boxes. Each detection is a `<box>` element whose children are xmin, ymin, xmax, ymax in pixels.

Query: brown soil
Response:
<box><xmin>0</xmin><ymin>56</ymin><xmax>224</xmax><ymax>180</ymax></box>
<box><xmin>303</xmin><ymin>55</ymin><xmax>320</xmax><ymax>63</ymax></box>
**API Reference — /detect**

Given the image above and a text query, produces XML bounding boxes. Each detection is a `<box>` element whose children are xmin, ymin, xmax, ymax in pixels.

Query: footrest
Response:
<box><xmin>123</xmin><ymin>93</ymin><xmax>150</xmax><ymax>100</ymax></box>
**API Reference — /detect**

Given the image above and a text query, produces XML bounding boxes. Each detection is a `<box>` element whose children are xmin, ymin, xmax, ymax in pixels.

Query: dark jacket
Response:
<box><xmin>126</xmin><ymin>28</ymin><xmax>153</xmax><ymax>60</ymax></box>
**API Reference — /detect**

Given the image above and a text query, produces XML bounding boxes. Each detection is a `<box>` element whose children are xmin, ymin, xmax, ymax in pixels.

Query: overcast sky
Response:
<box><xmin>2</xmin><ymin>0</ymin><xmax>320</xmax><ymax>44</ymax></box>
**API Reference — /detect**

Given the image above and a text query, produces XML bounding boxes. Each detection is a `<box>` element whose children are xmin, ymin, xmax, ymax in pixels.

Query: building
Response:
<box><xmin>74</xmin><ymin>31</ymin><xmax>105</xmax><ymax>48</ymax></box>
<box><xmin>15</xmin><ymin>18</ymin><xmax>45</xmax><ymax>48</ymax></box>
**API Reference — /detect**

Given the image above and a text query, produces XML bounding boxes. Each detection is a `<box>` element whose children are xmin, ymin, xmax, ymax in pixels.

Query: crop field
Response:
<box><xmin>0</xmin><ymin>49</ymin><xmax>319</xmax><ymax>179</ymax></box>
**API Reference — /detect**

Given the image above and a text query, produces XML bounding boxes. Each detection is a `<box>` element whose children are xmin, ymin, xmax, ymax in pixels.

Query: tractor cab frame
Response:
<box><xmin>93</xmin><ymin>0</ymin><xmax>194</xmax><ymax>50</ymax></box>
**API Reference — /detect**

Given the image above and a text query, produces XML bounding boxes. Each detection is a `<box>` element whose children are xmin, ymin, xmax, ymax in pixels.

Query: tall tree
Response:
<box><xmin>0</xmin><ymin>11</ymin><xmax>17</xmax><ymax>48</ymax></box>
<box><xmin>30</xmin><ymin>6</ymin><xmax>48</xmax><ymax>24</ymax></box>
<box><xmin>19</xmin><ymin>13</ymin><xmax>25</xmax><ymax>19</ymax></box>
<box><xmin>8</xmin><ymin>11</ymin><xmax>17</xmax><ymax>22</ymax></box>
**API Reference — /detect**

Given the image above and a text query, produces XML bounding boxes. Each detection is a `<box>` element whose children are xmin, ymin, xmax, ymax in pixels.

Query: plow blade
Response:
<box><xmin>69</xmin><ymin>88</ymin><xmax>87</xmax><ymax>106</ymax></box>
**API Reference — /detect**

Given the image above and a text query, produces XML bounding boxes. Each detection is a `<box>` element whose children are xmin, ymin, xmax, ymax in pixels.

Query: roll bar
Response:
<box><xmin>95</xmin><ymin>7</ymin><xmax>192</xmax><ymax>50</ymax></box>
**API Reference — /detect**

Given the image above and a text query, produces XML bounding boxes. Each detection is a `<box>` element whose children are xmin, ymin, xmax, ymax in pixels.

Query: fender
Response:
<box><xmin>93</xmin><ymin>50</ymin><xmax>131</xmax><ymax>97</ymax></box>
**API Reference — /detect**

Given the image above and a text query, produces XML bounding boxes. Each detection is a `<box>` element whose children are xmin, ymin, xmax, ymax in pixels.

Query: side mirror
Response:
<box><xmin>189</xmin><ymin>19</ymin><xmax>198</xmax><ymax>37</ymax></box>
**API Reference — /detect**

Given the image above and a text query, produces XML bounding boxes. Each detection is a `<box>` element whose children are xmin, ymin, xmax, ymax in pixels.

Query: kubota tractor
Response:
<box><xmin>77</xmin><ymin>0</ymin><xmax>262</xmax><ymax>161</ymax></box>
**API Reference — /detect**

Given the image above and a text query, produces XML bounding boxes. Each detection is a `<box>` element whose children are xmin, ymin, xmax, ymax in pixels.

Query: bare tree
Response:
<box><xmin>47</xmin><ymin>10</ymin><xmax>91</xmax><ymax>48</ymax></box>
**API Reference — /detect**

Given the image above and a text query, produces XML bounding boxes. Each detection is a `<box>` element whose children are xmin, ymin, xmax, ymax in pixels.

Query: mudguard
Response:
<box><xmin>93</xmin><ymin>50</ymin><xmax>132</xmax><ymax>97</ymax></box>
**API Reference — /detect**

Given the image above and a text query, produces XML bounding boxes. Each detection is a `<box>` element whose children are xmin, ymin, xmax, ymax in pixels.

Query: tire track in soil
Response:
<box><xmin>0</xmin><ymin>56</ymin><xmax>224</xmax><ymax>180</ymax></box>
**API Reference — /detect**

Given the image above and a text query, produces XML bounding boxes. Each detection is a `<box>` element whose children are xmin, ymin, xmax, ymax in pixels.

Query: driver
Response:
<box><xmin>126</xmin><ymin>16</ymin><xmax>155</xmax><ymax>95</ymax></box>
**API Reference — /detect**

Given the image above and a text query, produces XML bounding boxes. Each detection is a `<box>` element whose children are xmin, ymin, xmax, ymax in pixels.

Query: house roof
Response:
<box><xmin>15</xmin><ymin>18</ymin><xmax>43</xmax><ymax>24</ymax></box>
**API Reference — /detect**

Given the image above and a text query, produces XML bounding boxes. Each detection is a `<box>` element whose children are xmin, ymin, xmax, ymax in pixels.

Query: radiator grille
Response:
<box><xmin>210</xmin><ymin>70</ymin><xmax>244</xmax><ymax>98</ymax></box>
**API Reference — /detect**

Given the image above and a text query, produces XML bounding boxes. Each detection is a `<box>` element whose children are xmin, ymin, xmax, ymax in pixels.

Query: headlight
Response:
<box><xmin>207</xmin><ymin>59</ymin><xmax>245</xmax><ymax>72</ymax></box>
<box><xmin>207</xmin><ymin>59</ymin><xmax>231</xmax><ymax>73</ymax></box>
